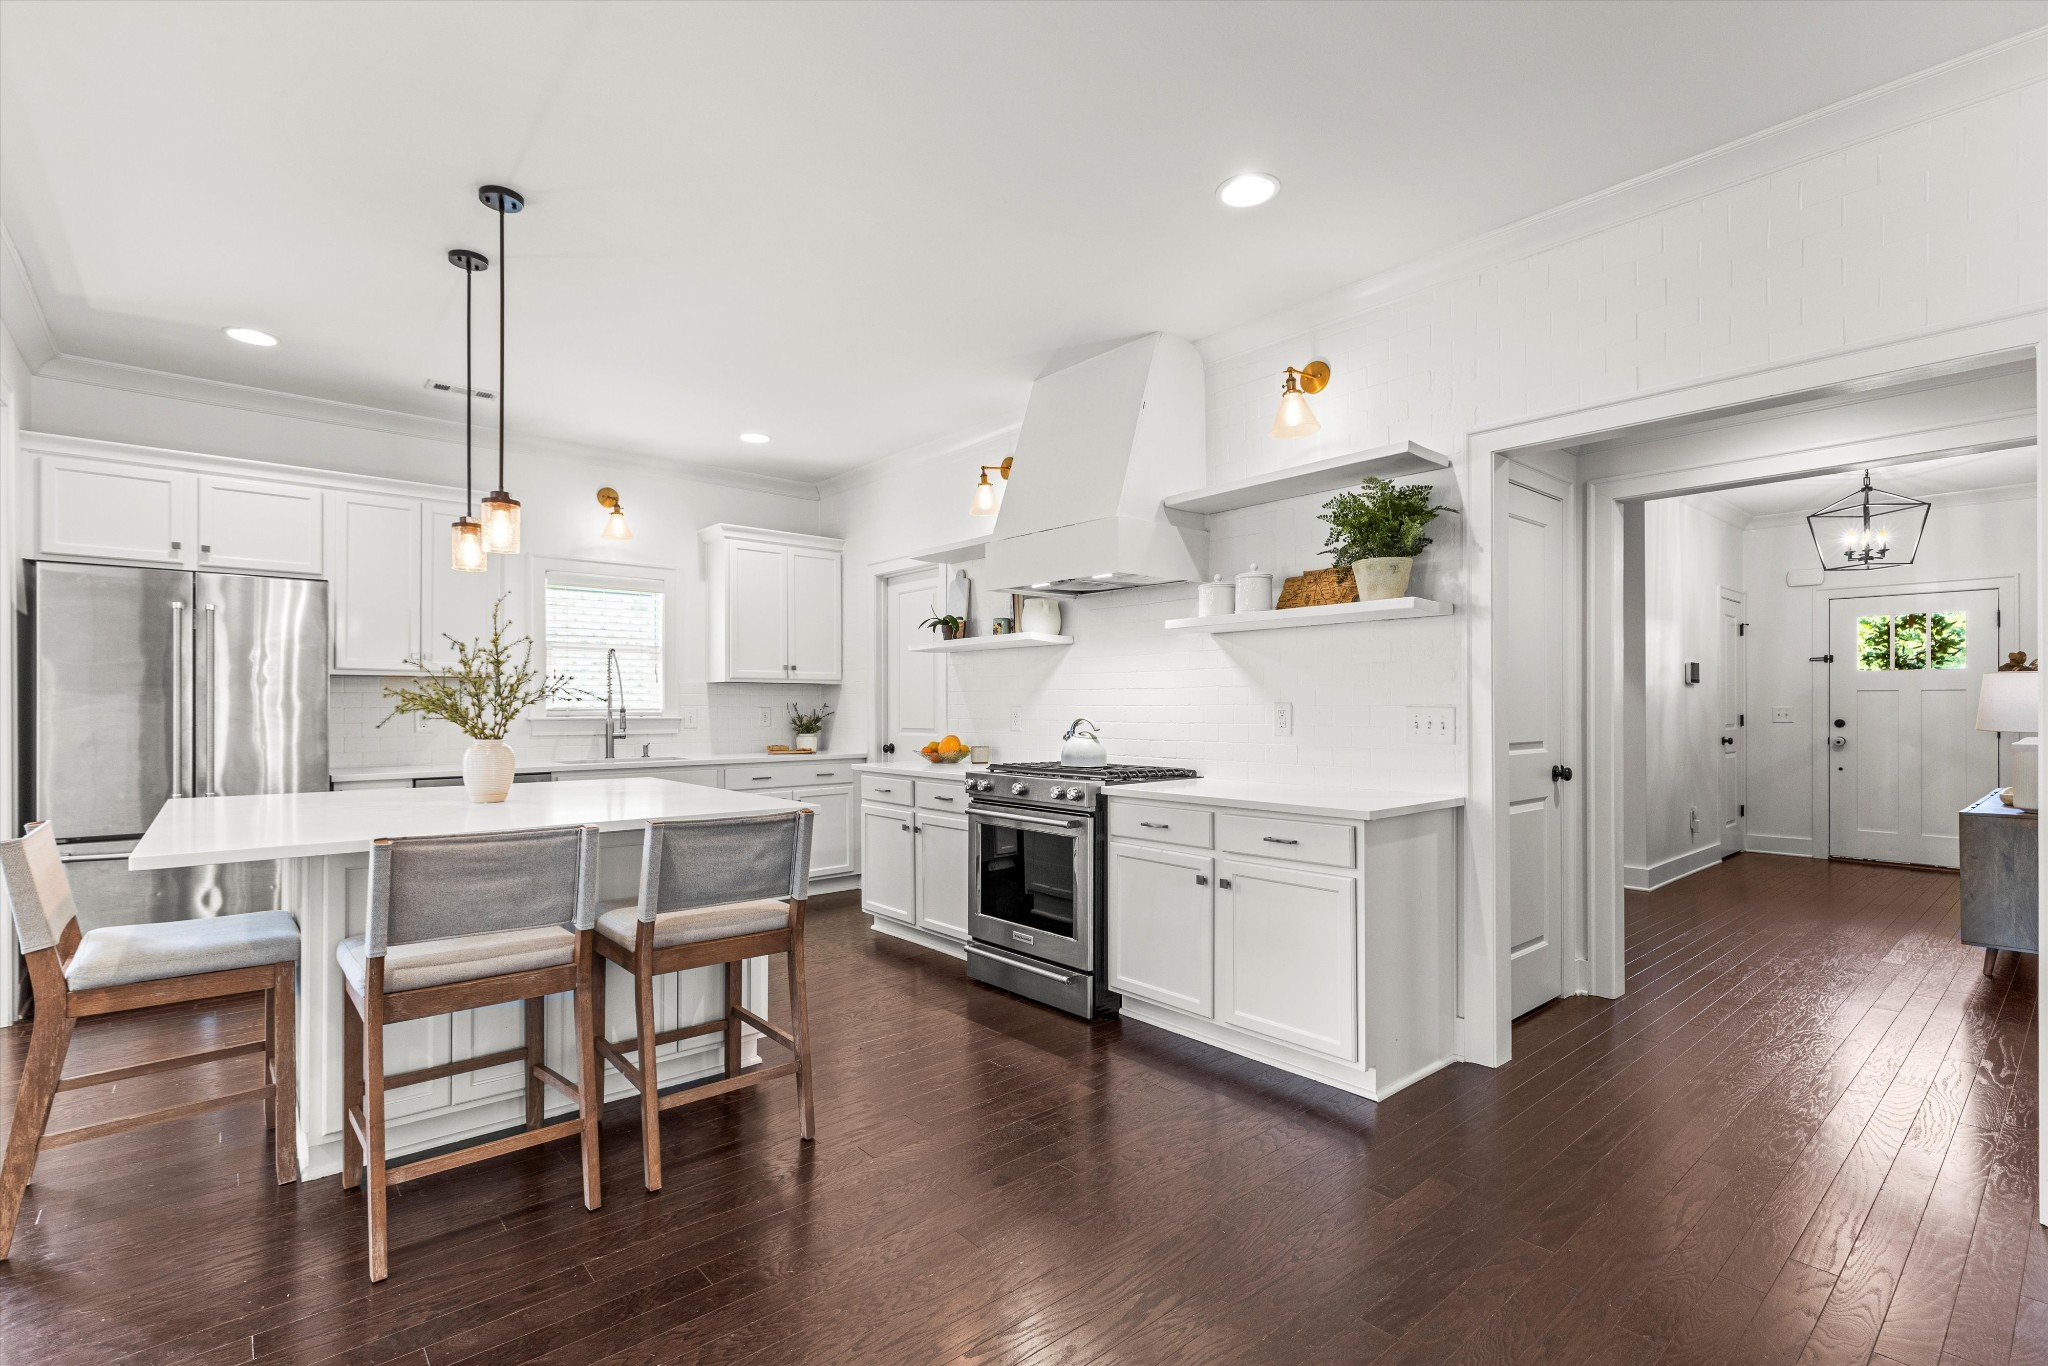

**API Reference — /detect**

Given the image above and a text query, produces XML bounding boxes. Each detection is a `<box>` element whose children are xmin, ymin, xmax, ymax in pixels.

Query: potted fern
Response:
<box><xmin>1317</xmin><ymin>477</ymin><xmax>1455</xmax><ymax>601</ymax></box>
<box><xmin>381</xmin><ymin>598</ymin><xmax>579</xmax><ymax>803</ymax></box>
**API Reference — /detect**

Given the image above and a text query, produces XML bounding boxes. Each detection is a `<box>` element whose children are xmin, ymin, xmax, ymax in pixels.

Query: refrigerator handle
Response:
<box><xmin>170</xmin><ymin>600</ymin><xmax>189</xmax><ymax>799</ymax></box>
<box><xmin>200</xmin><ymin>602</ymin><xmax>219</xmax><ymax>798</ymax></box>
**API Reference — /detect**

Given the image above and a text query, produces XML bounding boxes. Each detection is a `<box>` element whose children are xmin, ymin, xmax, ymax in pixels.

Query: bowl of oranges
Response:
<box><xmin>920</xmin><ymin>734</ymin><xmax>969</xmax><ymax>763</ymax></box>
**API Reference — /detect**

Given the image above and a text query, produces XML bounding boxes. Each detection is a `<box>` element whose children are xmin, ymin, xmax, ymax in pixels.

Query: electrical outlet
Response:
<box><xmin>1407</xmin><ymin>706</ymin><xmax>1456</xmax><ymax>744</ymax></box>
<box><xmin>1010</xmin><ymin>708</ymin><xmax>1022</xmax><ymax>732</ymax></box>
<box><xmin>757</xmin><ymin>706</ymin><xmax>771</xmax><ymax>726</ymax></box>
<box><xmin>1273</xmin><ymin>702</ymin><xmax>1294</xmax><ymax>737</ymax></box>
<box><xmin>1772</xmin><ymin>707</ymin><xmax>1793</xmax><ymax>724</ymax></box>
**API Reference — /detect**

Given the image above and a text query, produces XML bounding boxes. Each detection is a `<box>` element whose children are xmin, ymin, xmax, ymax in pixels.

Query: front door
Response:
<box><xmin>1828</xmin><ymin>589</ymin><xmax>1999</xmax><ymax>867</ymax></box>
<box><xmin>1507</xmin><ymin>470</ymin><xmax>1572</xmax><ymax>1018</ymax></box>
<box><xmin>882</xmin><ymin>567</ymin><xmax>947</xmax><ymax>760</ymax></box>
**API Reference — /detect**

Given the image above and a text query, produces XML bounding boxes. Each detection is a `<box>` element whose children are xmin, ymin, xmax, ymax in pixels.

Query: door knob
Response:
<box><xmin>1833</xmin><ymin>718</ymin><xmax>1846</xmax><ymax>728</ymax></box>
<box><xmin>1721</xmin><ymin>736</ymin><xmax>1735</xmax><ymax>747</ymax></box>
<box><xmin>1551</xmin><ymin>764</ymin><xmax>1574</xmax><ymax>782</ymax></box>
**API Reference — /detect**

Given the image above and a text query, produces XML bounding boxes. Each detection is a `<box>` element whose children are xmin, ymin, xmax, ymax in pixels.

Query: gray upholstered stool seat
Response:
<box><xmin>337</xmin><ymin>925</ymin><xmax>575</xmax><ymax>994</ymax></box>
<box><xmin>66</xmin><ymin>910</ymin><xmax>301</xmax><ymax>992</ymax></box>
<box><xmin>595</xmin><ymin>896</ymin><xmax>789</xmax><ymax>951</ymax></box>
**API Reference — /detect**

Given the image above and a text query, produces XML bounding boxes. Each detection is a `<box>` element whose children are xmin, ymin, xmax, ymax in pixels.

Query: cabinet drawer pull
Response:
<box><xmin>1262</xmin><ymin>836</ymin><xmax>1300</xmax><ymax>845</ymax></box>
<box><xmin>1218</xmin><ymin>877</ymin><xmax>1232</xmax><ymax>889</ymax></box>
<box><xmin>816</xmin><ymin>772</ymin><xmax>835</xmax><ymax>777</ymax></box>
<box><xmin>1194</xmin><ymin>874</ymin><xmax>1208</xmax><ymax>886</ymax></box>
<box><xmin>931</xmin><ymin>794</ymin><xmax>955</xmax><ymax>802</ymax></box>
<box><xmin>1139</xmin><ymin>821</ymin><xmax>1170</xmax><ymax>830</ymax></box>
<box><xmin>752</xmin><ymin>775</ymin><xmax>774</xmax><ymax>781</ymax></box>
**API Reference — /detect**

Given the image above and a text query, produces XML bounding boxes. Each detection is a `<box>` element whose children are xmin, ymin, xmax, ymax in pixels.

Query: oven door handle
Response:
<box><xmin>970</xmin><ymin>808</ymin><xmax>1081</xmax><ymax>830</ymax></box>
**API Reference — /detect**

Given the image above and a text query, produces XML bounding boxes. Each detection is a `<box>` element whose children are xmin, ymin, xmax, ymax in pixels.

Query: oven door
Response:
<box><xmin>968</xmin><ymin>804</ymin><xmax>1094</xmax><ymax>972</ymax></box>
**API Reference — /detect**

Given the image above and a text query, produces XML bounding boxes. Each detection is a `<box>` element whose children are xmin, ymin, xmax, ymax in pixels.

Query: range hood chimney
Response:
<box><xmin>982</xmin><ymin>333</ymin><xmax>1208</xmax><ymax>595</ymax></box>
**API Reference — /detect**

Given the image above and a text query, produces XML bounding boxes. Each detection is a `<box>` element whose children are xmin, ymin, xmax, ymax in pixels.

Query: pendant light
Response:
<box><xmin>1805</xmin><ymin>469</ymin><xmax>1929</xmax><ymax>572</ymax></box>
<box><xmin>449</xmin><ymin>247</ymin><xmax>490</xmax><ymax>573</ymax></box>
<box><xmin>478</xmin><ymin>185</ymin><xmax>524</xmax><ymax>555</ymax></box>
<box><xmin>1271</xmin><ymin>360</ymin><xmax>1329</xmax><ymax>439</ymax></box>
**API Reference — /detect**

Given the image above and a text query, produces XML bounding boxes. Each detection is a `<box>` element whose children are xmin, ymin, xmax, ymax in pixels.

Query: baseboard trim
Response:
<box><xmin>1744</xmin><ymin>833</ymin><xmax>1818</xmax><ymax>858</ymax></box>
<box><xmin>866</xmin><ymin>914</ymin><xmax>968</xmax><ymax>960</ymax></box>
<box><xmin>1624</xmin><ymin>844</ymin><xmax>1727</xmax><ymax>891</ymax></box>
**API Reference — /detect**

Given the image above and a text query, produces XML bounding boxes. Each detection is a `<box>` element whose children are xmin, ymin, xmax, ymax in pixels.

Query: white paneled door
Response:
<box><xmin>1828</xmin><ymin>589</ymin><xmax>1999</xmax><ymax>867</ymax></box>
<box><xmin>1719</xmin><ymin>589</ymin><xmax>1747</xmax><ymax>857</ymax></box>
<box><xmin>883</xmin><ymin>568</ymin><xmax>947</xmax><ymax>760</ymax></box>
<box><xmin>1506</xmin><ymin>469</ymin><xmax>1572</xmax><ymax>1018</ymax></box>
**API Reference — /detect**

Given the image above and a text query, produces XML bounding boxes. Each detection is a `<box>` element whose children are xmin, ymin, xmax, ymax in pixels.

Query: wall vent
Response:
<box><xmin>424</xmin><ymin>379</ymin><xmax>495</xmax><ymax>400</ymax></box>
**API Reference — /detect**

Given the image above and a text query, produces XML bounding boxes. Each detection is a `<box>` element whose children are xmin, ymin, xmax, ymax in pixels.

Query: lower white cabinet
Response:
<box><xmin>1215</xmin><ymin>858</ymin><xmax>1358</xmax><ymax>1062</ymax></box>
<box><xmin>914</xmin><ymin>811</ymin><xmax>970</xmax><ymax>940</ymax></box>
<box><xmin>861</xmin><ymin>805</ymin><xmax>918</xmax><ymax>924</ymax></box>
<box><xmin>794</xmin><ymin>785</ymin><xmax>854</xmax><ymax>879</ymax></box>
<box><xmin>1107</xmin><ymin>841</ymin><xmax>1215</xmax><ymax>1017</ymax></box>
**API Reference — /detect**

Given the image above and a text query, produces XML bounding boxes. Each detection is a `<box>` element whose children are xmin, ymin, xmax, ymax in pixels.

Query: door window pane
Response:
<box><xmin>1857</xmin><ymin>615</ymin><xmax>1891</xmax><ymax>671</ymax></box>
<box><xmin>1893</xmin><ymin>613</ymin><xmax>1928</xmax><ymax>671</ymax></box>
<box><xmin>1929</xmin><ymin>611</ymin><xmax>1967</xmax><ymax>669</ymax></box>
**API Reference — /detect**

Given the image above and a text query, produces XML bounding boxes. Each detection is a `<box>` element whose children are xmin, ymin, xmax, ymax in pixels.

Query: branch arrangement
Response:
<box><xmin>381</xmin><ymin>596</ymin><xmax>580</xmax><ymax>741</ymax></box>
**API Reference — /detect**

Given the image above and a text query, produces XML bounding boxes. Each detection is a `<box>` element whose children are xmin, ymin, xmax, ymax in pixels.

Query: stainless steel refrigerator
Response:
<box><xmin>20</xmin><ymin>561</ymin><xmax>329</xmax><ymax>929</ymax></box>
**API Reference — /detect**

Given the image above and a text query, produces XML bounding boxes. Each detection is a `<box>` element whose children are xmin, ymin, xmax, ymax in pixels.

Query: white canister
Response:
<box><xmin>1196</xmin><ymin>575</ymin><xmax>1236</xmax><ymax>617</ymax></box>
<box><xmin>1018</xmin><ymin>597</ymin><xmax>1062</xmax><ymax>636</ymax></box>
<box><xmin>1234</xmin><ymin>563</ymin><xmax>1274</xmax><ymax>614</ymax></box>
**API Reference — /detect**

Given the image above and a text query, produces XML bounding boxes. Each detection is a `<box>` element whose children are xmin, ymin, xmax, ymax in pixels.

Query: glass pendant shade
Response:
<box><xmin>1271</xmin><ymin>385</ymin><xmax>1320</xmax><ymax>439</ymax></box>
<box><xmin>601</xmin><ymin>507</ymin><xmax>633</xmax><ymax>541</ymax></box>
<box><xmin>969</xmin><ymin>472</ymin><xmax>999</xmax><ymax>516</ymax></box>
<box><xmin>480</xmin><ymin>491</ymin><xmax>522</xmax><ymax>554</ymax></box>
<box><xmin>1805</xmin><ymin>470</ymin><xmax>1929</xmax><ymax>573</ymax></box>
<box><xmin>451</xmin><ymin>516</ymin><xmax>489</xmax><ymax>572</ymax></box>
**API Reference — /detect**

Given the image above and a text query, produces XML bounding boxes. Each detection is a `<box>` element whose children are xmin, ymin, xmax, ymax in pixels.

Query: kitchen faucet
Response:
<box><xmin>602</xmin><ymin>648</ymin><xmax>627</xmax><ymax>759</ymax></box>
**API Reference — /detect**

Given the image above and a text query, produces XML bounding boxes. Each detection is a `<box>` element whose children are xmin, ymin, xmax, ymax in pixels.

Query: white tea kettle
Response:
<box><xmin>1060</xmin><ymin>718</ymin><xmax>1107</xmax><ymax>768</ymax></box>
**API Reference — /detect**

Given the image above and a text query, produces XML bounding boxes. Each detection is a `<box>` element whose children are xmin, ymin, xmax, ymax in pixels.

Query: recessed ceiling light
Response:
<box><xmin>739</xmin><ymin>432</ymin><xmax>771</xmax><ymax>444</ymax></box>
<box><xmin>1217</xmin><ymin>173</ymin><xmax>1280</xmax><ymax>209</ymax></box>
<box><xmin>224</xmin><ymin>327</ymin><xmax>278</xmax><ymax>347</ymax></box>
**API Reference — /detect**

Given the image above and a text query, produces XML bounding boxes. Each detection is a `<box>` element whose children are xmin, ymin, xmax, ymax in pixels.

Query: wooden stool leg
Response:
<box><xmin>363</xmin><ymin>991</ymin><xmax>389</xmax><ymax>1282</ymax></box>
<box><xmin>263</xmin><ymin>985</ymin><xmax>277</xmax><ymax>1132</ymax></box>
<box><xmin>723</xmin><ymin>960</ymin><xmax>742</xmax><ymax>1078</ymax></box>
<box><xmin>271</xmin><ymin>963</ymin><xmax>299</xmax><ymax>1184</ymax></box>
<box><xmin>524</xmin><ymin>997</ymin><xmax>546</xmax><ymax>1130</ymax></box>
<box><xmin>0</xmin><ymin>1009</ymin><xmax>73</xmax><ymax>1258</ymax></box>
<box><xmin>787</xmin><ymin>936</ymin><xmax>814</xmax><ymax>1142</ymax></box>
<box><xmin>341</xmin><ymin>991</ymin><xmax>364</xmax><ymax>1192</ymax></box>
<box><xmin>573</xmin><ymin>957</ymin><xmax>602</xmax><ymax>1211</ymax></box>
<box><xmin>633</xmin><ymin>952</ymin><xmax>663</xmax><ymax>1192</ymax></box>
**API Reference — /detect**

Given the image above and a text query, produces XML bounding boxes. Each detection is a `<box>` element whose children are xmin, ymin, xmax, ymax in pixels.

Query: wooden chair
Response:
<box><xmin>592</xmin><ymin>809</ymin><xmax>815</xmax><ymax>1191</ymax></box>
<box><xmin>0</xmin><ymin>820</ymin><xmax>301</xmax><ymax>1259</ymax></box>
<box><xmin>337</xmin><ymin>822</ymin><xmax>603</xmax><ymax>1282</ymax></box>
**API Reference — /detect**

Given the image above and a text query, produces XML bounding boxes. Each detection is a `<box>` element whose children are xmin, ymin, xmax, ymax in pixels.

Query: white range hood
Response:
<box><xmin>982</xmin><ymin>333</ymin><xmax>1208</xmax><ymax>595</ymax></box>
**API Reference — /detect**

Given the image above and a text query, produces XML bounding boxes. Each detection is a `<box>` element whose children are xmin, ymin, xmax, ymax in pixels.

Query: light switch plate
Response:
<box><xmin>1407</xmin><ymin>706</ymin><xmax>1456</xmax><ymax>744</ymax></box>
<box><xmin>1273</xmin><ymin>702</ymin><xmax>1294</xmax><ymax>737</ymax></box>
<box><xmin>1010</xmin><ymin>708</ymin><xmax>1022</xmax><ymax>732</ymax></box>
<box><xmin>1772</xmin><ymin>707</ymin><xmax>1794</xmax><ymax>724</ymax></box>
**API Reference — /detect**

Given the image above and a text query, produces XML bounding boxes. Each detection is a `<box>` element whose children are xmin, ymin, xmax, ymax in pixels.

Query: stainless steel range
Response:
<box><xmin>963</xmin><ymin>760</ymin><xmax>1199</xmax><ymax>1018</ymax></box>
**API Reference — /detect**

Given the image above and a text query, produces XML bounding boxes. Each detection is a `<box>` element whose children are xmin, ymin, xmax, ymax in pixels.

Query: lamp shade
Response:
<box><xmin>1975</xmin><ymin>670</ymin><xmax>2039</xmax><ymax>733</ymax></box>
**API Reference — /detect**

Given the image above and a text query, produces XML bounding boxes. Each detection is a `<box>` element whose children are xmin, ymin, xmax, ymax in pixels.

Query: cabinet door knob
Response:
<box><xmin>1218</xmin><ymin>877</ymin><xmax>1232</xmax><ymax>890</ymax></box>
<box><xmin>1194</xmin><ymin>874</ymin><xmax>1208</xmax><ymax>886</ymax></box>
<box><xmin>200</xmin><ymin>544</ymin><xmax>211</xmax><ymax>553</ymax></box>
<box><xmin>170</xmin><ymin>540</ymin><xmax>182</xmax><ymax>551</ymax></box>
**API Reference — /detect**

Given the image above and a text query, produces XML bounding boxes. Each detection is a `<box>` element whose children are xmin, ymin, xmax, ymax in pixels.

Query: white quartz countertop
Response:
<box><xmin>1113</xmin><ymin>780</ymin><xmax>1464</xmax><ymax>821</ymax></box>
<box><xmin>331</xmin><ymin>749</ymin><xmax>865</xmax><ymax>785</ymax></box>
<box><xmin>133</xmin><ymin>778</ymin><xmax>802</xmax><ymax>868</ymax></box>
<box><xmin>855</xmin><ymin>760</ymin><xmax>970</xmax><ymax>780</ymax></box>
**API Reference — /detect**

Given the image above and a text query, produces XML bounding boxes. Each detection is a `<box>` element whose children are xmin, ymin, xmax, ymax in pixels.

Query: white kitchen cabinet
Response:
<box><xmin>1107</xmin><ymin>841</ymin><xmax>1215</xmax><ymax>1017</ymax></box>
<box><xmin>700</xmin><ymin>524</ymin><xmax>843</xmax><ymax>684</ymax></box>
<box><xmin>327</xmin><ymin>493</ymin><xmax>424</xmax><ymax>673</ymax></box>
<box><xmin>914</xmin><ymin>811</ymin><xmax>971</xmax><ymax>940</ymax></box>
<box><xmin>196</xmin><ymin>476</ymin><xmax>324</xmax><ymax>575</ymax></box>
<box><xmin>795</xmin><ymin>785</ymin><xmax>854</xmax><ymax>879</ymax></box>
<box><xmin>861</xmin><ymin>805</ymin><xmax>918</xmax><ymax>925</ymax></box>
<box><xmin>1216</xmin><ymin>857</ymin><xmax>1358</xmax><ymax>1062</ymax></box>
<box><xmin>37</xmin><ymin>456</ymin><xmax>197</xmax><ymax>567</ymax></box>
<box><xmin>420</xmin><ymin>502</ymin><xmax>504</xmax><ymax>669</ymax></box>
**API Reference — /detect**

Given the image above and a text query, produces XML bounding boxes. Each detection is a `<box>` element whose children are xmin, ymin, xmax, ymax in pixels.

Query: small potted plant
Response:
<box><xmin>788</xmin><ymin>702</ymin><xmax>833</xmax><ymax>751</ymax></box>
<box><xmin>920</xmin><ymin>613</ymin><xmax>967</xmax><ymax>641</ymax></box>
<box><xmin>381</xmin><ymin>598</ymin><xmax>579</xmax><ymax>803</ymax></box>
<box><xmin>1317</xmin><ymin>477</ymin><xmax>1456</xmax><ymax>600</ymax></box>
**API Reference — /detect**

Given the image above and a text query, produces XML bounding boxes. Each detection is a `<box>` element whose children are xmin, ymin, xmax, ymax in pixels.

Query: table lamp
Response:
<box><xmin>1975</xmin><ymin>662</ymin><xmax>2039</xmax><ymax>810</ymax></box>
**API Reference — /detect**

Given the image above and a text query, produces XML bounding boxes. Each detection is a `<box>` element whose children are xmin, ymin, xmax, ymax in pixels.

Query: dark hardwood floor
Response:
<box><xmin>1</xmin><ymin>854</ymin><xmax>2043</xmax><ymax>1364</ymax></box>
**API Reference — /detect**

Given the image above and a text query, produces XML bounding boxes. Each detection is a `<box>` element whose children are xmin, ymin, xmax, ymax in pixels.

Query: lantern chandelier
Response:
<box><xmin>1806</xmin><ymin>469</ymin><xmax>1929</xmax><ymax>573</ymax></box>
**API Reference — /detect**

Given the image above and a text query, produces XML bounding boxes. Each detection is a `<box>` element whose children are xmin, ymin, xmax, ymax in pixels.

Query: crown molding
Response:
<box><xmin>1195</xmin><ymin>29</ymin><xmax>2048</xmax><ymax>365</ymax></box>
<box><xmin>816</xmin><ymin>418</ymin><xmax>1022</xmax><ymax>501</ymax></box>
<box><xmin>0</xmin><ymin>225</ymin><xmax>58</xmax><ymax>370</ymax></box>
<box><xmin>29</xmin><ymin>352</ymin><xmax>819</xmax><ymax>501</ymax></box>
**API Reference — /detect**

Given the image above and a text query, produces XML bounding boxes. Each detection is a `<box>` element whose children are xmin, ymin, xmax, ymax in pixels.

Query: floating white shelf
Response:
<box><xmin>1161</xmin><ymin>441</ymin><xmax>1452</xmax><ymax>516</ymax></box>
<box><xmin>1164</xmin><ymin>597</ymin><xmax>1451</xmax><ymax>634</ymax></box>
<box><xmin>911</xmin><ymin>631</ymin><xmax>1074</xmax><ymax>654</ymax></box>
<box><xmin>906</xmin><ymin>535</ymin><xmax>991</xmax><ymax>564</ymax></box>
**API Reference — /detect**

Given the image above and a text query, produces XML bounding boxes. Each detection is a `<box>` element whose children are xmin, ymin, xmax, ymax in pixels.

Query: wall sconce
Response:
<box><xmin>597</xmin><ymin>486</ymin><xmax>633</xmax><ymax>541</ymax></box>
<box><xmin>970</xmin><ymin>456</ymin><xmax>1013</xmax><ymax>516</ymax></box>
<box><xmin>1270</xmin><ymin>361</ymin><xmax>1329</xmax><ymax>439</ymax></box>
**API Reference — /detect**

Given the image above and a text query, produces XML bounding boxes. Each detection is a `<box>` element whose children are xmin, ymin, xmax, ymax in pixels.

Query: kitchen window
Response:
<box><xmin>542</xmin><ymin>570</ymin><xmax>666</xmax><ymax>714</ymax></box>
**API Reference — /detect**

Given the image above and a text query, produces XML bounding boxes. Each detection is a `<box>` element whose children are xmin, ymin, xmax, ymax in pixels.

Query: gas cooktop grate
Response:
<box><xmin>985</xmin><ymin>761</ymin><xmax>1200</xmax><ymax>785</ymax></box>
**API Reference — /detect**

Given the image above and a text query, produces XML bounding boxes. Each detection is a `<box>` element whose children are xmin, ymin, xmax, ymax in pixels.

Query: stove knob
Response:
<box><xmin>1047</xmin><ymin>786</ymin><xmax>1066</xmax><ymax>799</ymax></box>
<box><xmin>1010</xmin><ymin>782</ymin><xmax>1030</xmax><ymax>796</ymax></box>
<box><xmin>973</xmin><ymin>779</ymin><xmax>991</xmax><ymax>792</ymax></box>
<box><xmin>1068</xmin><ymin>788</ymin><xmax>1088</xmax><ymax>801</ymax></box>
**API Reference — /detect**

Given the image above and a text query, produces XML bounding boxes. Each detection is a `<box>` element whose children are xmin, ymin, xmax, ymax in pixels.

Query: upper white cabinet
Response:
<box><xmin>327</xmin><ymin>494</ymin><xmax>423</xmax><ymax>673</ymax></box>
<box><xmin>196</xmin><ymin>476</ymin><xmax>324</xmax><ymax>575</ymax></box>
<box><xmin>420</xmin><ymin>502</ymin><xmax>504</xmax><ymax>671</ymax></box>
<box><xmin>38</xmin><ymin>457</ymin><xmax>196</xmax><ymax>567</ymax></box>
<box><xmin>700</xmin><ymin>525</ymin><xmax>843</xmax><ymax>684</ymax></box>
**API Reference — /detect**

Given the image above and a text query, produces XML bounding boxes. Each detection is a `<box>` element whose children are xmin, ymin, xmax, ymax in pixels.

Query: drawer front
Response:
<box><xmin>1215</xmin><ymin>812</ymin><xmax>1356</xmax><ymax>868</ymax></box>
<box><xmin>860</xmin><ymin>774</ymin><xmax>912</xmax><ymax>806</ymax></box>
<box><xmin>726</xmin><ymin>761</ymin><xmax>854</xmax><ymax>791</ymax></box>
<box><xmin>915</xmin><ymin>781</ymin><xmax>969</xmax><ymax>813</ymax></box>
<box><xmin>784</xmin><ymin>762</ymin><xmax>854</xmax><ymax>787</ymax></box>
<box><xmin>1108</xmin><ymin>803</ymin><xmax>1214</xmax><ymax>849</ymax></box>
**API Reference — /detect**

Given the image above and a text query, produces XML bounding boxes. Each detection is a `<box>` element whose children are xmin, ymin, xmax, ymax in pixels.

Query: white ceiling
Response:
<box><xmin>3</xmin><ymin>2</ymin><xmax>2043</xmax><ymax>482</ymax></box>
<box><xmin>1712</xmin><ymin>447</ymin><xmax>2040</xmax><ymax>520</ymax></box>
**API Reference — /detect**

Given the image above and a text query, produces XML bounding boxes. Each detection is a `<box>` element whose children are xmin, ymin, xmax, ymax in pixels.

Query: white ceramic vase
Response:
<box><xmin>1353</xmin><ymin>557</ymin><xmax>1415</xmax><ymax>601</ymax></box>
<box><xmin>462</xmin><ymin>739</ymin><xmax>516</xmax><ymax>804</ymax></box>
<box><xmin>1018</xmin><ymin>597</ymin><xmax>1062</xmax><ymax>635</ymax></box>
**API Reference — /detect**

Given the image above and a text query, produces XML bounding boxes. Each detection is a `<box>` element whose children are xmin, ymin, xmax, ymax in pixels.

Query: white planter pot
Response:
<box><xmin>462</xmin><ymin>739</ymin><xmax>516</xmax><ymax>804</ymax></box>
<box><xmin>1353</xmin><ymin>557</ymin><xmax>1415</xmax><ymax>601</ymax></box>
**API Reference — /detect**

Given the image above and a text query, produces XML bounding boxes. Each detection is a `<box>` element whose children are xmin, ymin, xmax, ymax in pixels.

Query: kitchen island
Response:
<box><xmin>132</xmin><ymin>778</ymin><xmax>802</xmax><ymax>1180</ymax></box>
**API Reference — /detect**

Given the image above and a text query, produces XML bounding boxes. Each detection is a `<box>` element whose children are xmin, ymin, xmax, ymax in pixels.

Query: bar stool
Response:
<box><xmin>592</xmin><ymin>809</ymin><xmax>815</xmax><ymax>1192</ymax></box>
<box><xmin>0</xmin><ymin>820</ymin><xmax>302</xmax><ymax>1259</ymax></box>
<box><xmin>337</xmin><ymin>823</ymin><xmax>603</xmax><ymax>1282</ymax></box>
